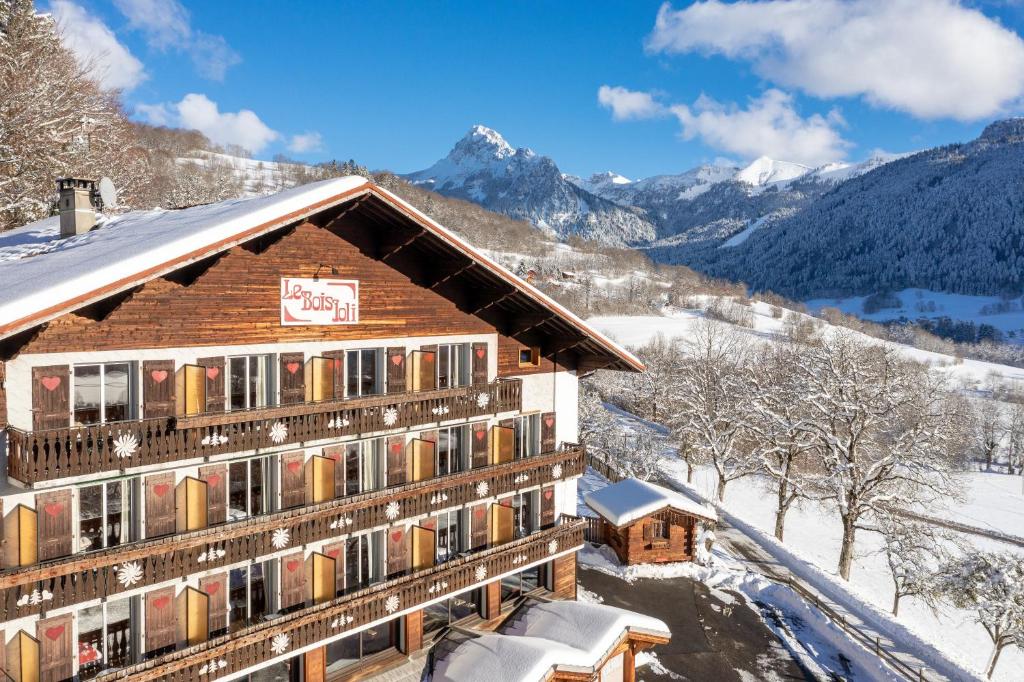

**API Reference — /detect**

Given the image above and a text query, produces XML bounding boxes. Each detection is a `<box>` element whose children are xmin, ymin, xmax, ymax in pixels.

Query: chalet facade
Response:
<box><xmin>0</xmin><ymin>177</ymin><xmax>647</xmax><ymax>682</ymax></box>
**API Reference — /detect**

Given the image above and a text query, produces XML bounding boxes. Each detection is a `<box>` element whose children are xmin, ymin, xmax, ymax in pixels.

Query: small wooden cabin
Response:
<box><xmin>584</xmin><ymin>478</ymin><xmax>717</xmax><ymax>565</ymax></box>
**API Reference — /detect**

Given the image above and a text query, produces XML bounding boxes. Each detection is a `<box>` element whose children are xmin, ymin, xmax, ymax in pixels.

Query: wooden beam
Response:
<box><xmin>504</xmin><ymin>313</ymin><xmax>557</xmax><ymax>337</ymax></box>
<box><xmin>425</xmin><ymin>261</ymin><xmax>475</xmax><ymax>290</ymax></box>
<box><xmin>380</xmin><ymin>230</ymin><xmax>426</xmax><ymax>262</ymax></box>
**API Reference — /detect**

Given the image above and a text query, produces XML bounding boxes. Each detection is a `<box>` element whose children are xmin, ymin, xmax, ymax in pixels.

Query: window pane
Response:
<box><xmin>345</xmin><ymin>444</ymin><xmax>360</xmax><ymax>496</ymax></box>
<box><xmin>438</xmin><ymin>346</ymin><xmax>450</xmax><ymax>390</ymax></box>
<box><xmin>521</xmin><ymin>565</ymin><xmax>540</xmax><ymax>593</ymax></box>
<box><xmin>437</xmin><ymin>430</ymin><xmax>450</xmax><ymax>477</ymax></box>
<box><xmin>74</xmin><ymin>365</ymin><xmax>102</xmax><ymax>425</ymax></box>
<box><xmin>229</xmin><ymin>358</ymin><xmax>247</xmax><ymax>411</ymax></box>
<box><xmin>105</xmin><ymin>482</ymin><xmax>124</xmax><ymax>547</ymax></box>
<box><xmin>251</xmin><ymin>459</ymin><xmax>265</xmax><ymax>517</ymax></box>
<box><xmin>361</xmin><ymin>621</ymin><xmax>394</xmax><ymax>656</ymax></box>
<box><xmin>248</xmin><ymin>356</ymin><xmax>259</xmax><ymax>409</ymax></box>
<box><xmin>229</xmin><ymin>462</ymin><xmax>248</xmax><ymax>520</ymax></box>
<box><xmin>104</xmin><ymin>363</ymin><xmax>131</xmax><ymax>422</ymax></box>
<box><xmin>106</xmin><ymin>598</ymin><xmax>132</xmax><ymax>668</ymax></box>
<box><xmin>79</xmin><ymin>485</ymin><xmax>103</xmax><ymax>551</ymax></box>
<box><xmin>326</xmin><ymin>634</ymin><xmax>359</xmax><ymax>673</ymax></box>
<box><xmin>361</xmin><ymin>349</ymin><xmax>377</xmax><ymax>395</ymax></box>
<box><xmin>345</xmin><ymin>537</ymin><xmax>360</xmax><ymax>591</ymax></box>
<box><xmin>450</xmin><ymin>589</ymin><xmax>479</xmax><ymax>620</ymax></box>
<box><xmin>250</xmin><ymin>563</ymin><xmax>268</xmax><ymax>623</ymax></box>
<box><xmin>450</xmin><ymin>427</ymin><xmax>465</xmax><ymax>473</ymax></box>
<box><xmin>501</xmin><ymin>573</ymin><xmax>521</xmax><ymax>603</ymax></box>
<box><xmin>229</xmin><ymin>567</ymin><xmax>248</xmax><ymax>632</ymax></box>
<box><xmin>346</xmin><ymin>351</ymin><xmax>359</xmax><ymax>397</ymax></box>
<box><xmin>422</xmin><ymin>600</ymin><xmax>449</xmax><ymax>634</ymax></box>
<box><xmin>78</xmin><ymin>604</ymin><xmax>104</xmax><ymax>677</ymax></box>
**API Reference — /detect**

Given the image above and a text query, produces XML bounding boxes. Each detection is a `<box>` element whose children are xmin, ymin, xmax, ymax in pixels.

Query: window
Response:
<box><xmin>435</xmin><ymin>509</ymin><xmax>465</xmax><ymax>562</ymax></box>
<box><xmin>79</xmin><ymin>480</ymin><xmax>138</xmax><ymax>552</ymax></box>
<box><xmin>343</xmin><ymin>439</ymin><xmax>384</xmax><ymax>496</ymax></box>
<box><xmin>229</xmin><ymin>563</ymin><xmax>271</xmax><ymax>633</ymax></box>
<box><xmin>229</xmin><ymin>355</ymin><xmax>271</xmax><ymax>411</ymax></box>
<box><xmin>325</xmin><ymin>619</ymin><xmax>399</xmax><ymax>675</ymax></box>
<box><xmin>513</xmin><ymin>414</ymin><xmax>541</xmax><ymax>459</ymax></box>
<box><xmin>645</xmin><ymin>519</ymin><xmax>668</xmax><ymax>542</ymax></box>
<box><xmin>346</xmin><ymin>348</ymin><xmax>382</xmax><ymax>397</ymax></box>
<box><xmin>78</xmin><ymin>597</ymin><xmax>140</xmax><ymax>678</ymax></box>
<box><xmin>436</xmin><ymin>425</ymin><xmax>469</xmax><ymax>476</ymax></box>
<box><xmin>500</xmin><ymin>566</ymin><xmax>543</xmax><ymax>606</ymax></box>
<box><xmin>74</xmin><ymin>363</ymin><xmax>133</xmax><ymax>425</ymax></box>
<box><xmin>518</xmin><ymin>347</ymin><xmax>540</xmax><ymax>368</ymax></box>
<box><xmin>437</xmin><ymin>343</ymin><xmax>469</xmax><ymax>389</ymax></box>
<box><xmin>510</xmin><ymin>491</ymin><xmax>538</xmax><ymax>539</ymax></box>
<box><xmin>343</xmin><ymin>530</ymin><xmax>383</xmax><ymax>592</ymax></box>
<box><xmin>228</xmin><ymin>457</ymin><xmax>272</xmax><ymax>521</ymax></box>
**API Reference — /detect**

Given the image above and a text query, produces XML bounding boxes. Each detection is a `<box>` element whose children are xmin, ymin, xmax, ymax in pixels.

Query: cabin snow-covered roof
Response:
<box><xmin>432</xmin><ymin>601</ymin><xmax>670</xmax><ymax>682</ymax></box>
<box><xmin>0</xmin><ymin>177</ymin><xmax>642</xmax><ymax>372</ymax></box>
<box><xmin>584</xmin><ymin>477</ymin><xmax>717</xmax><ymax>526</ymax></box>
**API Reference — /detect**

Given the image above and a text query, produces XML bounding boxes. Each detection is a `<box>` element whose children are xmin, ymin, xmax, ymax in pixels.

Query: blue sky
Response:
<box><xmin>50</xmin><ymin>0</ymin><xmax>1024</xmax><ymax>179</ymax></box>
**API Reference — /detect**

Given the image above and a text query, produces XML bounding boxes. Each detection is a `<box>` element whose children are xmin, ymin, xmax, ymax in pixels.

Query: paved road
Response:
<box><xmin>579</xmin><ymin>567</ymin><xmax>815</xmax><ymax>682</ymax></box>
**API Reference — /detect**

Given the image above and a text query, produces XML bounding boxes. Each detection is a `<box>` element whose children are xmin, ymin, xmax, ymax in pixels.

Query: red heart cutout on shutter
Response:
<box><xmin>390</xmin><ymin>531</ymin><xmax>403</xmax><ymax>543</ymax></box>
<box><xmin>150</xmin><ymin>369</ymin><xmax>168</xmax><ymax>384</ymax></box>
<box><xmin>286</xmin><ymin>461</ymin><xmax>301</xmax><ymax>473</ymax></box>
<box><xmin>390</xmin><ymin>442</ymin><xmax>402</xmax><ymax>454</ymax></box>
<box><xmin>44</xmin><ymin>625</ymin><xmax>64</xmax><ymax>641</ymax></box>
<box><xmin>326</xmin><ymin>452</ymin><xmax>340</xmax><ymax>461</ymax></box>
<box><xmin>41</xmin><ymin>376</ymin><xmax>62</xmax><ymax>392</ymax></box>
<box><xmin>153</xmin><ymin>596</ymin><xmax>170</xmax><ymax>610</ymax></box>
<box><xmin>475</xmin><ymin>430</ymin><xmax>485</xmax><ymax>441</ymax></box>
<box><xmin>43</xmin><ymin>502</ymin><xmax>63</xmax><ymax>517</ymax></box>
<box><xmin>153</xmin><ymin>483</ymin><xmax>170</xmax><ymax>497</ymax></box>
<box><xmin>326</xmin><ymin>549</ymin><xmax>340</xmax><ymax>559</ymax></box>
<box><xmin>544</xmin><ymin>416</ymin><xmax>554</xmax><ymax>428</ymax></box>
<box><xmin>475</xmin><ymin>348</ymin><xmax>485</xmax><ymax>359</ymax></box>
<box><xmin>205</xmin><ymin>582</ymin><xmax>220</xmax><ymax>595</ymax></box>
<box><xmin>205</xmin><ymin>474</ymin><xmax>221</xmax><ymax>487</ymax></box>
<box><xmin>474</xmin><ymin>508</ymin><xmax>485</xmax><ymax>518</ymax></box>
<box><xmin>286</xmin><ymin>362</ymin><xmax>300</xmax><ymax>375</ymax></box>
<box><xmin>423</xmin><ymin>520</ymin><xmax>435</xmax><ymax>530</ymax></box>
<box><xmin>206</xmin><ymin>366</ymin><xmax>220</xmax><ymax>380</ymax></box>
<box><xmin>286</xmin><ymin>560</ymin><xmax>301</xmax><ymax>573</ymax></box>
<box><xmin>391</xmin><ymin>355</ymin><xmax>403</xmax><ymax>366</ymax></box>
<box><xmin>544</xmin><ymin>490</ymin><xmax>553</xmax><ymax>500</ymax></box>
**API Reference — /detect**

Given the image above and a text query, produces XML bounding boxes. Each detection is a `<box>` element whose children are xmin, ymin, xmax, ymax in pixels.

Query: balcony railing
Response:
<box><xmin>6</xmin><ymin>379</ymin><xmax>522</xmax><ymax>484</ymax></box>
<box><xmin>94</xmin><ymin>518</ymin><xmax>586</xmax><ymax>682</ymax></box>
<box><xmin>0</xmin><ymin>445</ymin><xmax>584</xmax><ymax>621</ymax></box>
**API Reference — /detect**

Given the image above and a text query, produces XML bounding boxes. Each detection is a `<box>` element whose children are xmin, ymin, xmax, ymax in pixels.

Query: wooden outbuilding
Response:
<box><xmin>584</xmin><ymin>478</ymin><xmax>717</xmax><ymax>565</ymax></box>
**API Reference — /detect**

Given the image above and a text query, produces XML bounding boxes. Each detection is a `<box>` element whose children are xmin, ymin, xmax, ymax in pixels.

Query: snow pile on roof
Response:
<box><xmin>433</xmin><ymin>601</ymin><xmax>669</xmax><ymax>682</ymax></box>
<box><xmin>584</xmin><ymin>477</ymin><xmax>717</xmax><ymax>526</ymax></box>
<box><xmin>0</xmin><ymin>176</ymin><xmax>368</xmax><ymax>332</ymax></box>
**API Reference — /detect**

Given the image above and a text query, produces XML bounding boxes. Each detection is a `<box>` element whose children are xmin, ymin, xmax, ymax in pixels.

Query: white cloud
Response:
<box><xmin>646</xmin><ymin>0</ymin><xmax>1024</xmax><ymax>120</ymax></box>
<box><xmin>669</xmin><ymin>89</ymin><xmax>851</xmax><ymax>166</ymax></box>
<box><xmin>597</xmin><ymin>85</ymin><xmax>667</xmax><ymax>121</ymax></box>
<box><xmin>288</xmin><ymin>132</ymin><xmax>324</xmax><ymax>154</ymax></box>
<box><xmin>112</xmin><ymin>0</ymin><xmax>240</xmax><ymax>81</ymax></box>
<box><xmin>51</xmin><ymin>0</ymin><xmax>146</xmax><ymax>91</ymax></box>
<box><xmin>137</xmin><ymin>94</ymin><xmax>279</xmax><ymax>153</ymax></box>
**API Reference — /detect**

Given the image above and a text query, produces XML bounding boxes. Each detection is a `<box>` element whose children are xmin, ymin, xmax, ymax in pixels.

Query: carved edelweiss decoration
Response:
<box><xmin>548</xmin><ymin>540</ymin><xmax>559</xmax><ymax>555</ymax></box>
<box><xmin>271</xmin><ymin>528</ymin><xmax>290</xmax><ymax>549</ymax></box>
<box><xmin>385</xmin><ymin>500</ymin><xmax>401</xmax><ymax>521</ymax></box>
<box><xmin>476</xmin><ymin>481</ymin><xmax>489</xmax><ymax>498</ymax></box>
<box><xmin>476</xmin><ymin>392</ymin><xmax>490</xmax><ymax>408</ymax></box>
<box><xmin>116</xmin><ymin>561</ymin><xmax>143</xmax><ymax>587</ymax></box>
<box><xmin>269</xmin><ymin>422</ymin><xmax>288</xmax><ymax>444</ymax></box>
<box><xmin>551</xmin><ymin>464</ymin><xmax>563</xmax><ymax>479</ymax></box>
<box><xmin>383</xmin><ymin>407</ymin><xmax>399</xmax><ymax>427</ymax></box>
<box><xmin>474</xmin><ymin>565</ymin><xmax>487</xmax><ymax>582</ymax></box>
<box><xmin>113</xmin><ymin>433</ymin><xmax>139</xmax><ymax>459</ymax></box>
<box><xmin>384</xmin><ymin>594</ymin><xmax>400</xmax><ymax>614</ymax></box>
<box><xmin>270</xmin><ymin>633</ymin><xmax>290</xmax><ymax>655</ymax></box>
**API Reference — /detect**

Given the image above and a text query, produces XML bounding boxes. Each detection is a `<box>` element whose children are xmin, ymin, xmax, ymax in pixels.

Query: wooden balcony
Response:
<box><xmin>6</xmin><ymin>379</ymin><xmax>522</xmax><ymax>484</ymax></box>
<box><xmin>0</xmin><ymin>446</ymin><xmax>584</xmax><ymax>621</ymax></box>
<box><xmin>95</xmin><ymin>517</ymin><xmax>586</xmax><ymax>682</ymax></box>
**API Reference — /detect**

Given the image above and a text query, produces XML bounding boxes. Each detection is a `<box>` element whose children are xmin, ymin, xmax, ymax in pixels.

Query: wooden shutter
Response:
<box><xmin>386</xmin><ymin>526</ymin><xmax>409</xmax><ymax>576</ymax></box>
<box><xmin>411</xmin><ymin>527</ymin><xmax>435</xmax><ymax>571</ymax></box>
<box><xmin>32</xmin><ymin>365</ymin><xmax>69</xmax><ymax>431</ymax></box>
<box><xmin>182</xmin><ymin>587</ymin><xmax>209</xmax><ymax>646</ymax></box>
<box><xmin>142</xmin><ymin>360</ymin><xmax>175</xmax><ymax>419</ymax></box>
<box><xmin>471</xmin><ymin>422</ymin><xmax>489</xmax><ymax>469</ymax></box>
<box><xmin>280</xmin><ymin>451</ymin><xmax>305</xmax><ymax>509</ymax></box>
<box><xmin>470</xmin><ymin>504</ymin><xmax>489</xmax><ymax>550</ymax></box>
<box><xmin>200</xmin><ymin>464</ymin><xmax>227</xmax><ymax>525</ymax></box>
<box><xmin>322</xmin><ymin>542</ymin><xmax>345</xmax><ymax>592</ymax></box>
<box><xmin>199</xmin><ymin>572</ymin><xmax>228</xmax><ymax>635</ymax></box>
<box><xmin>386</xmin><ymin>436</ymin><xmax>407</xmax><ymax>487</ymax></box>
<box><xmin>36</xmin><ymin>613</ymin><xmax>72</xmax><ymax>682</ymax></box>
<box><xmin>490</xmin><ymin>424</ymin><xmax>514</xmax><ymax>465</ymax></box>
<box><xmin>386</xmin><ymin>347</ymin><xmax>406</xmax><ymax>394</ymax></box>
<box><xmin>306</xmin><ymin>456</ymin><xmax>335</xmax><ymax>504</ymax></box>
<box><xmin>420</xmin><ymin>345</ymin><xmax>437</xmax><ymax>391</ymax></box>
<box><xmin>145</xmin><ymin>586</ymin><xmax>176</xmax><ymax>655</ymax></box>
<box><xmin>408</xmin><ymin>439</ymin><xmax>435</xmax><ymax>483</ymax></box>
<box><xmin>471</xmin><ymin>342</ymin><xmax>488</xmax><ymax>385</ymax></box>
<box><xmin>308</xmin><ymin>553</ymin><xmax>336</xmax><ymax>604</ymax></box>
<box><xmin>176</xmin><ymin>477</ymin><xmax>208</xmax><ymax>532</ymax></box>
<box><xmin>489</xmin><ymin>504</ymin><xmax>514</xmax><ymax>545</ymax></box>
<box><xmin>322</xmin><ymin>445</ymin><xmax>346</xmax><ymax>498</ymax></box>
<box><xmin>197</xmin><ymin>356</ymin><xmax>226</xmax><ymax>413</ymax></box>
<box><xmin>35</xmin><ymin>489</ymin><xmax>71</xmax><ymax>561</ymax></box>
<box><xmin>323</xmin><ymin>351</ymin><xmax>346</xmax><ymax>399</ymax></box>
<box><xmin>279</xmin><ymin>353</ymin><xmax>305</xmax><ymax>405</ymax></box>
<box><xmin>541</xmin><ymin>412</ymin><xmax>556</xmax><ymax>452</ymax></box>
<box><xmin>280</xmin><ymin>552</ymin><xmax>306</xmax><ymax>610</ymax></box>
<box><xmin>145</xmin><ymin>472</ymin><xmax>176</xmax><ymax>538</ymax></box>
<box><xmin>541</xmin><ymin>486</ymin><xmax>556</xmax><ymax>528</ymax></box>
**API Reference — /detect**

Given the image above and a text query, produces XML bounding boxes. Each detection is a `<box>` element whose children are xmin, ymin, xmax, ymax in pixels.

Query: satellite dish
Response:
<box><xmin>98</xmin><ymin>177</ymin><xmax>117</xmax><ymax>209</ymax></box>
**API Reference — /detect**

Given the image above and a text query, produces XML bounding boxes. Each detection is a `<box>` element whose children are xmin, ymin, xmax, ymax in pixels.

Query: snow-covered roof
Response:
<box><xmin>584</xmin><ymin>477</ymin><xmax>717</xmax><ymax>526</ymax></box>
<box><xmin>433</xmin><ymin>601</ymin><xmax>670</xmax><ymax>682</ymax></box>
<box><xmin>0</xmin><ymin>177</ymin><xmax>643</xmax><ymax>372</ymax></box>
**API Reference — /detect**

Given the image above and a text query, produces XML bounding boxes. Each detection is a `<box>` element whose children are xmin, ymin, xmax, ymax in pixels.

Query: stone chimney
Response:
<box><xmin>57</xmin><ymin>177</ymin><xmax>97</xmax><ymax>238</ymax></box>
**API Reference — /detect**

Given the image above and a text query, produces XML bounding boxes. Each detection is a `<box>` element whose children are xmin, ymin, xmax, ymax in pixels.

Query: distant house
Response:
<box><xmin>585</xmin><ymin>478</ymin><xmax>717</xmax><ymax>565</ymax></box>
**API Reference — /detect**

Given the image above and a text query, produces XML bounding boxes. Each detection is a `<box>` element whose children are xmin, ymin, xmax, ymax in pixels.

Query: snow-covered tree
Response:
<box><xmin>1005</xmin><ymin>402</ymin><xmax>1024</xmax><ymax>476</ymax></box>
<box><xmin>972</xmin><ymin>398</ymin><xmax>1005</xmax><ymax>472</ymax></box>
<box><xmin>793</xmin><ymin>332</ymin><xmax>968</xmax><ymax>580</ymax></box>
<box><xmin>875</xmin><ymin>514</ymin><xmax>955</xmax><ymax>617</ymax></box>
<box><xmin>936</xmin><ymin>552</ymin><xmax>1024</xmax><ymax>678</ymax></box>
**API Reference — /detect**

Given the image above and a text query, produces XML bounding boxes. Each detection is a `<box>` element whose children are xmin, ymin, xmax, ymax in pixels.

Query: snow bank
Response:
<box><xmin>584</xmin><ymin>477</ymin><xmax>716</xmax><ymax>526</ymax></box>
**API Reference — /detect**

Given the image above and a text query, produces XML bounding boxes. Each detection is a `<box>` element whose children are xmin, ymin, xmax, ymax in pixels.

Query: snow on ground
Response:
<box><xmin>720</xmin><ymin>215</ymin><xmax>771</xmax><ymax>248</ymax></box>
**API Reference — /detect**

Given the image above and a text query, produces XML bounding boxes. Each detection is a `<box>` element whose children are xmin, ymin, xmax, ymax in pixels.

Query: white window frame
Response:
<box><xmin>436</xmin><ymin>343</ymin><xmax>469</xmax><ymax>389</ymax></box>
<box><xmin>227</xmin><ymin>354</ymin><xmax>272</xmax><ymax>411</ymax></box>
<box><xmin>513</xmin><ymin>413</ymin><xmax>541</xmax><ymax>459</ymax></box>
<box><xmin>72</xmin><ymin>361</ymin><xmax>136</xmax><ymax>425</ymax></box>
<box><xmin>345</xmin><ymin>348</ymin><xmax>384</xmax><ymax>397</ymax></box>
<box><xmin>77</xmin><ymin>478</ymin><xmax>138</xmax><ymax>552</ymax></box>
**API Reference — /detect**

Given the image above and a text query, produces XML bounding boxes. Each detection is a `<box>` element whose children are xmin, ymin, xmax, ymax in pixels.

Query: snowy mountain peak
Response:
<box><xmin>450</xmin><ymin>124</ymin><xmax>517</xmax><ymax>163</ymax></box>
<box><xmin>590</xmin><ymin>171</ymin><xmax>632</xmax><ymax>185</ymax></box>
<box><xmin>735</xmin><ymin>156</ymin><xmax>811</xmax><ymax>186</ymax></box>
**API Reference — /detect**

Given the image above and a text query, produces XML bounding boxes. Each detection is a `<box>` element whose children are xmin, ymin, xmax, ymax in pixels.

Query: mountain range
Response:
<box><xmin>405</xmin><ymin>122</ymin><xmax>1024</xmax><ymax>300</ymax></box>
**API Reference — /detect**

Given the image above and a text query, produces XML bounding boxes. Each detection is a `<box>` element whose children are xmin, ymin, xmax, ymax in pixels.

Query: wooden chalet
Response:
<box><xmin>584</xmin><ymin>478</ymin><xmax>716</xmax><ymax>566</ymax></box>
<box><xmin>0</xmin><ymin>176</ymin><xmax>653</xmax><ymax>682</ymax></box>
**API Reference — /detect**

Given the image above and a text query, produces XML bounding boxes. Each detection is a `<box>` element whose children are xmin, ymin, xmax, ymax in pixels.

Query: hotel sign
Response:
<box><xmin>280</xmin><ymin>277</ymin><xmax>359</xmax><ymax>325</ymax></box>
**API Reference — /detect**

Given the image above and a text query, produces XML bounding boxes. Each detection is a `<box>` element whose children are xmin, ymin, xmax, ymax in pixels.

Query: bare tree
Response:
<box><xmin>793</xmin><ymin>332</ymin><xmax>968</xmax><ymax>580</ymax></box>
<box><xmin>875</xmin><ymin>513</ymin><xmax>954</xmax><ymax>617</ymax></box>
<box><xmin>1006</xmin><ymin>402</ymin><xmax>1024</xmax><ymax>476</ymax></box>
<box><xmin>972</xmin><ymin>398</ymin><xmax>1005</xmax><ymax>472</ymax></box>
